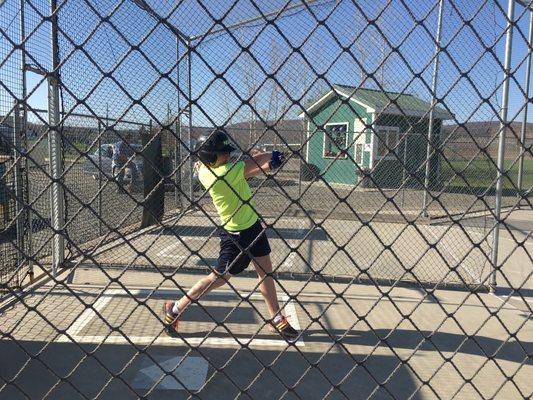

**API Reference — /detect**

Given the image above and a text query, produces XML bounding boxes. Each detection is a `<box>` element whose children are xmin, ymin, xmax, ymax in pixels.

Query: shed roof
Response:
<box><xmin>300</xmin><ymin>85</ymin><xmax>453</xmax><ymax>120</ymax></box>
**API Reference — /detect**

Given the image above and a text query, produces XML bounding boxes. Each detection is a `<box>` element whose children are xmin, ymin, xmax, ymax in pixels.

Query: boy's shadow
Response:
<box><xmin>302</xmin><ymin>328</ymin><xmax>531</xmax><ymax>364</ymax></box>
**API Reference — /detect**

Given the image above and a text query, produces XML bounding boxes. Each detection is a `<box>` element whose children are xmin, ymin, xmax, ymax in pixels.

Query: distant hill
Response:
<box><xmin>442</xmin><ymin>121</ymin><xmax>533</xmax><ymax>144</ymax></box>
<box><xmin>3</xmin><ymin>115</ymin><xmax>530</xmax><ymax>159</ymax></box>
<box><xmin>226</xmin><ymin>119</ymin><xmax>305</xmax><ymax>149</ymax></box>
<box><xmin>442</xmin><ymin>121</ymin><xmax>532</xmax><ymax>159</ymax></box>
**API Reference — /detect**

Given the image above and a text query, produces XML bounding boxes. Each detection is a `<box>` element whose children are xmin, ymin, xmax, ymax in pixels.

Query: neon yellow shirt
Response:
<box><xmin>198</xmin><ymin>160</ymin><xmax>258</xmax><ymax>232</ymax></box>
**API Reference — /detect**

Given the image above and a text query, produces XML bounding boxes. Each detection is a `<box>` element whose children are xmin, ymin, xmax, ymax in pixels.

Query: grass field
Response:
<box><xmin>441</xmin><ymin>158</ymin><xmax>533</xmax><ymax>191</ymax></box>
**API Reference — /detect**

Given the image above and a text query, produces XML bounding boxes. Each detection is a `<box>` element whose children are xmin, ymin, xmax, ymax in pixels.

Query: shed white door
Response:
<box><xmin>353</xmin><ymin>118</ymin><xmax>366</xmax><ymax>168</ymax></box>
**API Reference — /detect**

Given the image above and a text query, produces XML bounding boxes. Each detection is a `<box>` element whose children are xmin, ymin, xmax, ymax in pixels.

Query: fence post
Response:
<box><xmin>490</xmin><ymin>0</ymin><xmax>515</xmax><ymax>292</ymax></box>
<box><xmin>422</xmin><ymin>0</ymin><xmax>444</xmax><ymax>217</ymax></box>
<box><xmin>97</xmin><ymin>121</ymin><xmax>103</xmax><ymax>235</ymax></box>
<box><xmin>187</xmin><ymin>41</ymin><xmax>193</xmax><ymax>204</ymax></box>
<box><xmin>176</xmin><ymin>110</ymin><xmax>183</xmax><ymax>211</ymax></box>
<box><xmin>48</xmin><ymin>0</ymin><xmax>65</xmax><ymax>276</ymax></box>
<box><xmin>401</xmin><ymin>132</ymin><xmax>408</xmax><ymax>207</ymax></box>
<box><xmin>517</xmin><ymin>10</ymin><xmax>533</xmax><ymax>196</ymax></box>
<box><xmin>187</xmin><ymin>40</ymin><xmax>194</xmax><ymax>206</ymax></box>
<box><xmin>175</xmin><ymin>37</ymin><xmax>182</xmax><ymax>209</ymax></box>
<box><xmin>298</xmin><ymin>119</ymin><xmax>304</xmax><ymax>197</ymax></box>
<box><xmin>12</xmin><ymin>102</ymin><xmax>25</xmax><ymax>268</ymax></box>
<box><xmin>19</xmin><ymin>0</ymin><xmax>33</xmax><ymax>279</ymax></box>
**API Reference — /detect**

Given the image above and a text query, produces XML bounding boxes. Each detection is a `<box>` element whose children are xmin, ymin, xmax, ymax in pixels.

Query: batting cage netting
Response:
<box><xmin>0</xmin><ymin>0</ymin><xmax>531</xmax><ymax>398</ymax></box>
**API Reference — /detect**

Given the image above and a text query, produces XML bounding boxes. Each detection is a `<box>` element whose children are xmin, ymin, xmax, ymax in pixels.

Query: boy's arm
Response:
<box><xmin>243</xmin><ymin>151</ymin><xmax>285</xmax><ymax>178</ymax></box>
<box><xmin>243</xmin><ymin>152</ymin><xmax>272</xmax><ymax>178</ymax></box>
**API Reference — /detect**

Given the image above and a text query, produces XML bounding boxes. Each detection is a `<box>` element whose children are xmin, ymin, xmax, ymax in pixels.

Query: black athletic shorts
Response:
<box><xmin>215</xmin><ymin>220</ymin><xmax>271</xmax><ymax>275</ymax></box>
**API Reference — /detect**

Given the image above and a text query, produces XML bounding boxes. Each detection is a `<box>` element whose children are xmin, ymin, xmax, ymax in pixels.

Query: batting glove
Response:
<box><xmin>269</xmin><ymin>150</ymin><xmax>285</xmax><ymax>171</ymax></box>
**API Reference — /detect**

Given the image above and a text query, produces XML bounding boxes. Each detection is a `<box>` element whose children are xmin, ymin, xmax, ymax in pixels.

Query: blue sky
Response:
<box><xmin>2</xmin><ymin>0</ymin><xmax>533</xmax><ymax>132</ymax></box>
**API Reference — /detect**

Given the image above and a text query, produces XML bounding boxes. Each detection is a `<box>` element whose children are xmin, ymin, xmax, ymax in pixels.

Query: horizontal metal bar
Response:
<box><xmin>130</xmin><ymin>0</ymin><xmax>190</xmax><ymax>41</ymax></box>
<box><xmin>23</xmin><ymin>64</ymin><xmax>47</xmax><ymax>75</ymax></box>
<box><xmin>515</xmin><ymin>0</ymin><xmax>533</xmax><ymax>10</ymax></box>
<box><xmin>189</xmin><ymin>0</ymin><xmax>328</xmax><ymax>42</ymax></box>
<box><xmin>28</xmin><ymin>108</ymin><xmax>148</xmax><ymax>127</ymax></box>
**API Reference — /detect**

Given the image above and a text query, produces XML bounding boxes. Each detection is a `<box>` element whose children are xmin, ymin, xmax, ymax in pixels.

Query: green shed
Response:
<box><xmin>301</xmin><ymin>85</ymin><xmax>453</xmax><ymax>188</ymax></box>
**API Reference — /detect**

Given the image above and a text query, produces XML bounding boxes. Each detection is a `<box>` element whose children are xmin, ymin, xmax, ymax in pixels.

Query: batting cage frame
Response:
<box><xmin>0</xmin><ymin>0</ymin><xmax>531</xmax><ymax>399</ymax></box>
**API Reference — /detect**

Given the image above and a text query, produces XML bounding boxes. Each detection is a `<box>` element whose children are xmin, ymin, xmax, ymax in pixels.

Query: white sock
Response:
<box><xmin>272</xmin><ymin>314</ymin><xmax>283</xmax><ymax>324</ymax></box>
<box><xmin>172</xmin><ymin>302</ymin><xmax>180</xmax><ymax>315</ymax></box>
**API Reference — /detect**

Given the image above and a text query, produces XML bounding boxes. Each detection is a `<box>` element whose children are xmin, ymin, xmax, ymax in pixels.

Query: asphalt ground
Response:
<box><xmin>0</xmin><ymin>273</ymin><xmax>530</xmax><ymax>400</ymax></box>
<box><xmin>84</xmin><ymin>210</ymin><xmax>492</xmax><ymax>287</ymax></box>
<box><xmin>18</xmin><ymin>160</ymin><xmax>526</xmax><ymax>288</ymax></box>
<box><xmin>27</xmin><ymin>160</ymin><xmax>524</xmax><ymax>260</ymax></box>
<box><xmin>2</xmin><ymin>164</ymin><xmax>529</xmax><ymax>399</ymax></box>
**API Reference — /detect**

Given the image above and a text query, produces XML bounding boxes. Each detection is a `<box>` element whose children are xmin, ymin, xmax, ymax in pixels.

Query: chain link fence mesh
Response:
<box><xmin>1</xmin><ymin>0</ymin><xmax>532</xmax><ymax>398</ymax></box>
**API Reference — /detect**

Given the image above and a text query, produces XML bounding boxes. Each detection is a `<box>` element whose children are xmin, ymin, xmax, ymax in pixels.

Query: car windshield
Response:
<box><xmin>94</xmin><ymin>145</ymin><xmax>112</xmax><ymax>155</ymax></box>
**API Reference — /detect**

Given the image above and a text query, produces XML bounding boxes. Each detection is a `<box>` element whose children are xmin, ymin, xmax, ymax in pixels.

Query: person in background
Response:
<box><xmin>112</xmin><ymin>133</ymin><xmax>138</xmax><ymax>193</ymax></box>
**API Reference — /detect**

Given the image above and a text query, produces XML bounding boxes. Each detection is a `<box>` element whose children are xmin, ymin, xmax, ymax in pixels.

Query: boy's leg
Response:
<box><xmin>252</xmin><ymin>255</ymin><xmax>280</xmax><ymax>318</ymax></box>
<box><xmin>252</xmin><ymin>254</ymin><xmax>299</xmax><ymax>341</ymax></box>
<box><xmin>163</xmin><ymin>272</ymin><xmax>230</xmax><ymax>336</ymax></box>
<box><xmin>176</xmin><ymin>272</ymin><xmax>230</xmax><ymax>313</ymax></box>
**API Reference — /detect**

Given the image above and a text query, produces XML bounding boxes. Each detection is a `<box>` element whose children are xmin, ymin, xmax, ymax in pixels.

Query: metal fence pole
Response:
<box><xmin>298</xmin><ymin>119</ymin><xmax>304</xmax><ymax>197</ymax></box>
<box><xmin>48</xmin><ymin>0</ymin><xmax>65</xmax><ymax>276</ymax></box>
<box><xmin>517</xmin><ymin>10</ymin><xmax>533</xmax><ymax>196</ymax></box>
<box><xmin>175</xmin><ymin>37</ymin><xmax>181</xmax><ymax>209</ymax></box>
<box><xmin>19</xmin><ymin>0</ymin><xmax>33</xmax><ymax>278</ymax></box>
<box><xmin>187</xmin><ymin>40</ymin><xmax>193</xmax><ymax>206</ymax></box>
<box><xmin>97</xmin><ymin>121</ymin><xmax>103</xmax><ymax>236</ymax></box>
<box><xmin>490</xmin><ymin>0</ymin><xmax>515</xmax><ymax>292</ymax></box>
<box><xmin>166</xmin><ymin>102</ymin><xmax>172</xmax><ymax>210</ymax></box>
<box><xmin>175</xmin><ymin>119</ymin><xmax>181</xmax><ymax>208</ymax></box>
<box><xmin>401</xmin><ymin>132</ymin><xmax>408</xmax><ymax>207</ymax></box>
<box><xmin>422</xmin><ymin>0</ymin><xmax>444</xmax><ymax>217</ymax></box>
<box><xmin>12</xmin><ymin>102</ymin><xmax>25</xmax><ymax>268</ymax></box>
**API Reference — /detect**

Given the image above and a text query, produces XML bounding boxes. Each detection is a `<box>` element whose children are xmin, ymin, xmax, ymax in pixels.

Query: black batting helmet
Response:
<box><xmin>195</xmin><ymin>128</ymin><xmax>235</xmax><ymax>164</ymax></box>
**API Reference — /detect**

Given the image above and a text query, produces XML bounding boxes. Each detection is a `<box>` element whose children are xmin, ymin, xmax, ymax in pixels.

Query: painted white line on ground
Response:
<box><xmin>57</xmin><ymin>335</ymin><xmax>304</xmax><ymax>347</ymax></box>
<box><xmin>157</xmin><ymin>244</ymin><xmax>197</xmax><ymax>259</ymax></box>
<box><xmin>199</xmin><ymin>290</ymin><xmax>305</xmax><ymax>344</ymax></box>
<box><xmin>59</xmin><ymin>288</ymin><xmax>304</xmax><ymax>347</ymax></box>
<box><xmin>489</xmin><ymin>293</ymin><xmax>532</xmax><ymax>312</ymax></box>
<box><xmin>66</xmin><ymin>288</ymin><xmax>130</xmax><ymax>337</ymax></box>
<box><xmin>498</xmin><ymin>236</ymin><xmax>533</xmax><ymax>246</ymax></box>
<box><xmin>426</xmin><ymin>229</ymin><xmax>479</xmax><ymax>283</ymax></box>
<box><xmin>282</xmin><ymin>252</ymin><xmax>297</xmax><ymax>269</ymax></box>
<box><xmin>158</xmin><ymin>254</ymin><xmax>197</xmax><ymax>261</ymax></box>
<box><xmin>132</xmin><ymin>356</ymin><xmax>208</xmax><ymax>391</ymax></box>
<box><xmin>281</xmin><ymin>220</ymin><xmax>308</xmax><ymax>269</ymax></box>
<box><xmin>157</xmin><ymin>239</ymin><xmax>210</xmax><ymax>258</ymax></box>
<box><xmin>157</xmin><ymin>242</ymin><xmax>180</xmax><ymax>257</ymax></box>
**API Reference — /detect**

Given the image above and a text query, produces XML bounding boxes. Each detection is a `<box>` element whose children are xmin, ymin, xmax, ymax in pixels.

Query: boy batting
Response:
<box><xmin>162</xmin><ymin>128</ymin><xmax>299</xmax><ymax>342</ymax></box>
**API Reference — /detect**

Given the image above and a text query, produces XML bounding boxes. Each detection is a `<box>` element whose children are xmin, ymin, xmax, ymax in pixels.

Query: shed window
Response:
<box><xmin>323</xmin><ymin>123</ymin><xmax>348</xmax><ymax>158</ymax></box>
<box><xmin>375</xmin><ymin>126</ymin><xmax>400</xmax><ymax>159</ymax></box>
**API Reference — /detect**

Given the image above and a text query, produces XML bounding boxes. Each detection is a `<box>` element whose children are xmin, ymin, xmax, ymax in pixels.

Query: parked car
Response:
<box><xmin>82</xmin><ymin>143</ymin><xmax>143</xmax><ymax>183</ymax></box>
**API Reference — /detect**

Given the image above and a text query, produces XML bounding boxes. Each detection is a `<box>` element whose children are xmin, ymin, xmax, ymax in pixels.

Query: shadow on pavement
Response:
<box><xmin>0</xmin><ymin>339</ymin><xmax>423</xmax><ymax>400</ymax></box>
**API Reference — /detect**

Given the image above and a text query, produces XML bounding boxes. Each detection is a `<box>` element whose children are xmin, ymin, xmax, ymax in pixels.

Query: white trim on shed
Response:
<box><xmin>298</xmin><ymin>88</ymin><xmax>374</xmax><ymax>118</ymax></box>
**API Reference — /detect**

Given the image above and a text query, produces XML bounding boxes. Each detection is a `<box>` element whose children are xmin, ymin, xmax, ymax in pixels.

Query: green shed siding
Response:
<box><xmin>304</xmin><ymin>87</ymin><xmax>448</xmax><ymax>189</ymax></box>
<box><xmin>372</xmin><ymin>114</ymin><xmax>441</xmax><ymax>188</ymax></box>
<box><xmin>307</xmin><ymin>98</ymin><xmax>370</xmax><ymax>184</ymax></box>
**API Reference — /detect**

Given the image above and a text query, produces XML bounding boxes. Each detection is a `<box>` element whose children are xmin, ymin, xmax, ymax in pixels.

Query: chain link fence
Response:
<box><xmin>1</xmin><ymin>0</ymin><xmax>531</xmax><ymax>398</ymax></box>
